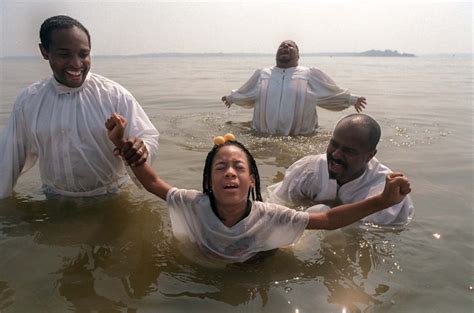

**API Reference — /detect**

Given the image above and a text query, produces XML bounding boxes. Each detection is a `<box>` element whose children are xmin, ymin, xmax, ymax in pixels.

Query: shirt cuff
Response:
<box><xmin>349</xmin><ymin>95</ymin><xmax>360</xmax><ymax>107</ymax></box>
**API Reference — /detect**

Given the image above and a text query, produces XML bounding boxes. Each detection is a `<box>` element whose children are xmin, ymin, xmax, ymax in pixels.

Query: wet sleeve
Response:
<box><xmin>308</xmin><ymin>67</ymin><xmax>359</xmax><ymax>111</ymax></box>
<box><xmin>267</xmin><ymin>156</ymin><xmax>318</xmax><ymax>205</ymax></box>
<box><xmin>226</xmin><ymin>69</ymin><xmax>261</xmax><ymax>108</ymax></box>
<box><xmin>0</xmin><ymin>98</ymin><xmax>37</xmax><ymax>199</ymax></box>
<box><xmin>118</xmin><ymin>91</ymin><xmax>160</xmax><ymax>165</ymax></box>
<box><xmin>363</xmin><ymin>184</ymin><xmax>415</xmax><ymax>225</ymax></box>
<box><xmin>262</xmin><ymin>204</ymin><xmax>309</xmax><ymax>249</ymax></box>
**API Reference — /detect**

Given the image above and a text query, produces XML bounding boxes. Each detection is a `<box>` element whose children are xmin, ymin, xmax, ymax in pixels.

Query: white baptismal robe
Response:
<box><xmin>226</xmin><ymin>66</ymin><xmax>359</xmax><ymax>136</ymax></box>
<box><xmin>0</xmin><ymin>73</ymin><xmax>159</xmax><ymax>198</ymax></box>
<box><xmin>267</xmin><ymin>155</ymin><xmax>414</xmax><ymax>225</ymax></box>
<box><xmin>167</xmin><ymin>188</ymin><xmax>309</xmax><ymax>263</ymax></box>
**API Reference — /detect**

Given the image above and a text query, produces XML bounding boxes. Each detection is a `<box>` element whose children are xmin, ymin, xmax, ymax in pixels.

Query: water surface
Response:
<box><xmin>0</xmin><ymin>55</ymin><xmax>472</xmax><ymax>312</ymax></box>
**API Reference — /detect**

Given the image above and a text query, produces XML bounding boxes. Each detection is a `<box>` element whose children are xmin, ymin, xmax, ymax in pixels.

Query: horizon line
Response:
<box><xmin>1</xmin><ymin>51</ymin><xmax>472</xmax><ymax>59</ymax></box>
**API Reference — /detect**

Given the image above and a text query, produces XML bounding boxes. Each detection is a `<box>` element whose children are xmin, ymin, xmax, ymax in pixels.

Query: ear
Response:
<box><xmin>250</xmin><ymin>173</ymin><xmax>256</xmax><ymax>187</ymax></box>
<box><xmin>39</xmin><ymin>44</ymin><xmax>49</xmax><ymax>60</ymax></box>
<box><xmin>366</xmin><ymin>149</ymin><xmax>377</xmax><ymax>162</ymax></box>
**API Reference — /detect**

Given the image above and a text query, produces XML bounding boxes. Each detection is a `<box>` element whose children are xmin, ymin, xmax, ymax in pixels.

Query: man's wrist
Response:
<box><xmin>113</xmin><ymin>139</ymin><xmax>126</xmax><ymax>149</ymax></box>
<box><xmin>370</xmin><ymin>194</ymin><xmax>390</xmax><ymax>210</ymax></box>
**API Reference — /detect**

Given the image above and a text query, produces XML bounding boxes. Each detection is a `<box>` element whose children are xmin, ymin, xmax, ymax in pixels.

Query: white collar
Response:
<box><xmin>274</xmin><ymin>66</ymin><xmax>298</xmax><ymax>73</ymax></box>
<box><xmin>50</xmin><ymin>73</ymin><xmax>90</xmax><ymax>95</ymax></box>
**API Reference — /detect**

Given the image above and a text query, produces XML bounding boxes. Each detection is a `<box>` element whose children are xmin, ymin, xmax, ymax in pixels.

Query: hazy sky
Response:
<box><xmin>0</xmin><ymin>0</ymin><xmax>472</xmax><ymax>57</ymax></box>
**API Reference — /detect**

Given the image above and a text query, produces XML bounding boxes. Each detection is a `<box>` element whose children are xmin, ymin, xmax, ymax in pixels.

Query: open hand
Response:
<box><xmin>222</xmin><ymin>96</ymin><xmax>232</xmax><ymax>108</ymax></box>
<box><xmin>355</xmin><ymin>97</ymin><xmax>367</xmax><ymax>113</ymax></box>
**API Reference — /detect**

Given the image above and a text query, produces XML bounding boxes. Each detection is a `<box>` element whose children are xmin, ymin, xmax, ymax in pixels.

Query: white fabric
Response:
<box><xmin>226</xmin><ymin>66</ymin><xmax>359</xmax><ymax>136</ymax></box>
<box><xmin>267</xmin><ymin>154</ymin><xmax>414</xmax><ymax>225</ymax></box>
<box><xmin>0</xmin><ymin>73</ymin><xmax>159</xmax><ymax>198</ymax></box>
<box><xmin>166</xmin><ymin>187</ymin><xmax>309</xmax><ymax>263</ymax></box>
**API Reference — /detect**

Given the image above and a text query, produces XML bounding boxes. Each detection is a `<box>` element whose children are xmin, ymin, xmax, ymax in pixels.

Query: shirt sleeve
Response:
<box><xmin>0</xmin><ymin>96</ymin><xmax>38</xmax><ymax>199</ymax></box>
<box><xmin>226</xmin><ymin>69</ymin><xmax>261</xmax><ymax>108</ymax></box>
<box><xmin>308</xmin><ymin>67</ymin><xmax>359</xmax><ymax>111</ymax></box>
<box><xmin>260</xmin><ymin>203</ymin><xmax>309</xmax><ymax>249</ymax></box>
<box><xmin>267</xmin><ymin>156</ymin><xmax>319</xmax><ymax>205</ymax></box>
<box><xmin>363</xmin><ymin>183</ymin><xmax>415</xmax><ymax>225</ymax></box>
<box><xmin>114</xmin><ymin>89</ymin><xmax>160</xmax><ymax>188</ymax></box>
<box><xmin>117</xmin><ymin>91</ymin><xmax>160</xmax><ymax>165</ymax></box>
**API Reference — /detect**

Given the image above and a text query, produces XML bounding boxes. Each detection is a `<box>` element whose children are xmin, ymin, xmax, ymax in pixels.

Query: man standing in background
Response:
<box><xmin>222</xmin><ymin>40</ymin><xmax>366</xmax><ymax>136</ymax></box>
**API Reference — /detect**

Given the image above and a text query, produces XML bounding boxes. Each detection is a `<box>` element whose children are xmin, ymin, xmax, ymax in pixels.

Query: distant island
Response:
<box><xmin>88</xmin><ymin>50</ymin><xmax>415</xmax><ymax>59</ymax></box>
<box><xmin>0</xmin><ymin>49</ymin><xmax>417</xmax><ymax>59</ymax></box>
<box><xmin>136</xmin><ymin>49</ymin><xmax>416</xmax><ymax>58</ymax></box>
<box><xmin>306</xmin><ymin>49</ymin><xmax>416</xmax><ymax>57</ymax></box>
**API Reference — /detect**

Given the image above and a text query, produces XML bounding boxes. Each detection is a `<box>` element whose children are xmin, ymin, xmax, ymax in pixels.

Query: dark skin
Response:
<box><xmin>113</xmin><ymin>138</ymin><xmax>149</xmax><ymax>167</ymax></box>
<box><xmin>275</xmin><ymin>40</ymin><xmax>300</xmax><ymax>69</ymax></box>
<box><xmin>107</xmin><ymin>113</ymin><xmax>411</xmax><ymax>231</ymax></box>
<box><xmin>222</xmin><ymin>40</ymin><xmax>367</xmax><ymax>111</ymax></box>
<box><xmin>39</xmin><ymin>26</ymin><xmax>148</xmax><ymax>167</ymax></box>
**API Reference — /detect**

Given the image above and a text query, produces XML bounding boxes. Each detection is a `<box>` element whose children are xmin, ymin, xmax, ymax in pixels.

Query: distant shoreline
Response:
<box><xmin>2</xmin><ymin>51</ymin><xmax>472</xmax><ymax>59</ymax></box>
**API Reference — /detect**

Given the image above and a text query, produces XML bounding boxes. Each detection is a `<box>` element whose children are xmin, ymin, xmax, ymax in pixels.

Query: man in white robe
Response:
<box><xmin>0</xmin><ymin>15</ymin><xmax>159</xmax><ymax>199</ymax></box>
<box><xmin>221</xmin><ymin>40</ymin><xmax>367</xmax><ymax>136</ymax></box>
<box><xmin>267</xmin><ymin>114</ymin><xmax>414</xmax><ymax>225</ymax></box>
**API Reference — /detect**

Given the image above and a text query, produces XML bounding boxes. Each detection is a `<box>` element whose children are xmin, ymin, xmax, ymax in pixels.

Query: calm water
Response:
<box><xmin>0</xmin><ymin>55</ymin><xmax>472</xmax><ymax>313</ymax></box>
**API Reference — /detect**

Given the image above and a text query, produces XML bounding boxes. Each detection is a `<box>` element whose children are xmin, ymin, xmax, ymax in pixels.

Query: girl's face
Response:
<box><xmin>210</xmin><ymin>145</ymin><xmax>255</xmax><ymax>208</ymax></box>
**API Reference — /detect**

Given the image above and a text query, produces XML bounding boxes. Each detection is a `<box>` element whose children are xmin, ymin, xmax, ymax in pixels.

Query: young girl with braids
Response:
<box><xmin>106</xmin><ymin>113</ymin><xmax>411</xmax><ymax>263</ymax></box>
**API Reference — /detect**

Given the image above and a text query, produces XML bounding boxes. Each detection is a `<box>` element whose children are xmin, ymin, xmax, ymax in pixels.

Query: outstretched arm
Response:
<box><xmin>309</xmin><ymin>68</ymin><xmax>367</xmax><ymax>112</ymax></box>
<box><xmin>306</xmin><ymin>173</ymin><xmax>411</xmax><ymax>230</ymax></box>
<box><xmin>221</xmin><ymin>69</ymin><xmax>261</xmax><ymax>109</ymax></box>
<box><xmin>105</xmin><ymin>113</ymin><xmax>171</xmax><ymax>200</ymax></box>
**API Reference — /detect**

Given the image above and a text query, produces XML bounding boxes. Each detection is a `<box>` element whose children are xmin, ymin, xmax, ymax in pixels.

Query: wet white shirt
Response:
<box><xmin>226</xmin><ymin>66</ymin><xmax>359</xmax><ymax>136</ymax></box>
<box><xmin>267</xmin><ymin>154</ymin><xmax>414</xmax><ymax>225</ymax></box>
<box><xmin>167</xmin><ymin>187</ymin><xmax>309</xmax><ymax>263</ymax></box>
<box><xmin>0</xmin><ymin>73</ymin><xmax>159</xmax><ymax>198</ymax></box>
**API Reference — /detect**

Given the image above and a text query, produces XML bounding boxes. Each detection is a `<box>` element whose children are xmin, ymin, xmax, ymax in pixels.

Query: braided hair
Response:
<box><xmin>202</xmin><ymin>140</ymin><xmax>262</xmax><ymax>208</ymax></box>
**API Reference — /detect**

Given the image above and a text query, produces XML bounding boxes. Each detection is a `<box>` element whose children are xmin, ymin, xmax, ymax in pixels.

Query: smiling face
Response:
<box><xmin>210</xmin><ymin>145</ymin><xmax>255</xmax><ymax>210</ymax></box>
<box><xmin>326</xmin><ymin>121</ymin><xmax>376</xmax><ymax>185</ymax></box>
<box><xmin>275</xmin><ymin>40</ymin><xmax>299</xmax><ymax>68</ymax></box>
<box><xmin>39</xmin><ymin>26</ymin><xmax>91</xmax><ymax>88</ymax></box>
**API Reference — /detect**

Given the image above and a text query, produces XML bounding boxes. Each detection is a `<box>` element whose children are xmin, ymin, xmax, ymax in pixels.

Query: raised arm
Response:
<box><xmin>105</xmin><ymin>113</ymin><xmax>171</xmax><ymax>200</ymax></box>
<box><xmin>306</xmin><ymin>173</ymin><xmax>411</xmax><ymax>230</ymax></box>
<box><xmin>118</xmin><ymin>93</ymin><xmax>160</xmax><ymax>167</ymax></box>
<box><xmin>308</xmin><ymin>68</ymin><xmax>367</xmax><ymax>112</ymax></box>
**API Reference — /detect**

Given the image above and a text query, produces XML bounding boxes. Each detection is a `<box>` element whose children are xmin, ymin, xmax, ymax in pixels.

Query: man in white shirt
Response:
<box><xmin>221</xmin><ymin>40</ymin><xmax>367</xmax><ymax>136</ymax></box>
<box><xmin>0</xmin><ymin>15</ymin><xmax>159</xmax><ymax>198</ymax></box>
<box><xmin>267</xmin><ymin>114</ymin><xmax>414</xmax><ymax>225</ymax></box>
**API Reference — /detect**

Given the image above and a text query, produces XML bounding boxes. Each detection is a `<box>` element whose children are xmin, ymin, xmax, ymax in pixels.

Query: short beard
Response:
<box><xmin>278</xmin><ymin>57</ymin><xmax>291</xmax><ymax>63</ymax></box>
<box><xmin>326</xmin><ymin>154</ymin><xmax>347</xmax><ymax>180</ymax></box>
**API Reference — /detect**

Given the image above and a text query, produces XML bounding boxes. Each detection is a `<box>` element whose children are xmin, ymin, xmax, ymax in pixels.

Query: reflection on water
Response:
<box><xmin>0</xmin><ymin>191</ymin><xmax>404</xmax><ymax>312</ymax></box>
<box><xmin>1</xmin><ymin>55</ymin><xmax>472</xmax><ymax>312</ymax></box>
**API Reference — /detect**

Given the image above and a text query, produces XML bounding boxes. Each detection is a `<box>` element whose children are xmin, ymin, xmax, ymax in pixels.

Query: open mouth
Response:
<box><xmin>65</xmin><ymin>70</ymin><xmax>83</xmax><ymax>80</ymax></box>
<box><xmin>328</xmin><ymin>157</ymin><xmax>347</xmax><ymax>174</ymax></box>
<box><xmin>224</xmin><ymin>184</ymin><xmax>238</xmax><ymax>189</ymax></box>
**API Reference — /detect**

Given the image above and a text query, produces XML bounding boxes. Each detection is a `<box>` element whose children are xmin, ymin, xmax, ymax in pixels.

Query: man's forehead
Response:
<box><xmin>280</xmin><ymin>40</ymin><xmax>297</xmax><ymax>47</ymax></box>
<box><xmin>333</xmin><ymin>124</ymin><xmax>370</xmax><ymax>146</ymax></box>
<box><xmin>50</xmin><ymin>27</ymin><xmax>90</xmax><ymax>46</ymax></box>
